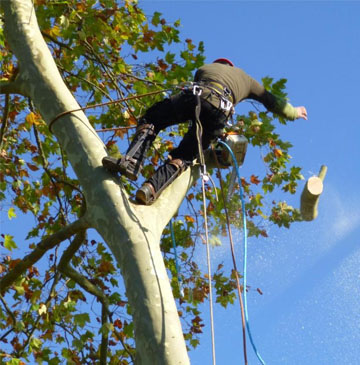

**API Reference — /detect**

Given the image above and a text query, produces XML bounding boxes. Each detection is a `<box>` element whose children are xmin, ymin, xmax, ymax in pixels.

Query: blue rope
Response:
<box><xmin>218</xmin><ymin>140</ymin><xmax>266</xmax><ymax>365</ymax></box>
<box><xmin>169</xmin><ymin>219</ymin><xmax>184</xmax><ymax>297</ymax></box>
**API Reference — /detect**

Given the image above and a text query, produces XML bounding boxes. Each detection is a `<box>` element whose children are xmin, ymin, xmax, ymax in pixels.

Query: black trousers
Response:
<box><xmin>141</xmin><ymin>90</ymin><xmax>228</xmax><ymax>192</ymax></box>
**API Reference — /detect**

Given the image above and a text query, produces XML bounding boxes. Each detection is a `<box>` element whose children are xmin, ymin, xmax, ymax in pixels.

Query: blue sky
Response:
<box><xmin>138</xmin><ymin>1</ymin><xmax>360</xmax><ymax>364</ymax></box>
<box><xmin>1</xmin><ymin>1</ymin><xmax>360</xmax><ymax>364</ymax></box>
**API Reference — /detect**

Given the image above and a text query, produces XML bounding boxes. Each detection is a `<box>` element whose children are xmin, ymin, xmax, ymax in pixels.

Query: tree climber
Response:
<box><xmin>102</xmin><ymin>58</ymin><xmax>308</xmax><ymax>205</ymax></box>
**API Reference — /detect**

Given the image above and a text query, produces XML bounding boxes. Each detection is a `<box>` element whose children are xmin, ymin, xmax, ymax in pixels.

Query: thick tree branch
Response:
<box><xmin>0</xmin><ymin>81</ymin><xmax>22</xmax><ymax>95</ymax></box>
<box><xmin>0</xmin><ymin>217</ymin><xmax>89</xmax><ymax>294</ymax></box>
<box><xmin>58</xmin><ymin>241</ymin><xmax>109</xmax><ymax>309</ymax></box>
<box><xmin>134</xmin><ymin>164</ymin><xmax>200</xmax><ymax>235</ymax></box>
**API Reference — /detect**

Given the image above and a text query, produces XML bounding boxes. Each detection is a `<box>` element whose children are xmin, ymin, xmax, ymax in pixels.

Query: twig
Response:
<box><xmin>17</xmin><ymin>272</ymin><xmax>61</xmax><ymax>356</ymax></box>
<box><xmin>0</xmin><ymin>94</ymin><xmax>10</xmax><ymax>150</ymax></box>
<box><xmin>0</xmin><ymin>293</ymin><xmax>17</xmax><ymax>326</ymax></box>
<box><xmin>100</xmin><ymin>304</ymin><xmax>109</xmax><ymax>365</ymax></box>
<box><xmin>33</xmin><ymin>123</ymin><xmax>66</xmax><ymax>220</ymax></box>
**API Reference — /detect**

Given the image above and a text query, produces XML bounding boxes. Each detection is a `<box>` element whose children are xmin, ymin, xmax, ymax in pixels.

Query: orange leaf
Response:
<box><xmin>274</xmin><ymin>149</ymin><xmax>283</xmax><ymax>158</ymax></box>
<box><xmin>151</xmin><ymin>153</ymin><xmax>159</xmax><ymax>166</ymax></box>
<box><xmin>185</xmin><ymin>215</ymin><xmax>195</xmax><ymax>223</ymax></box>
<box><xmin>250</xmin><ymin>175</ymin><xmax>260</xmax><ymax>185</ymax></box>
<box><xmin>128</xmin><ymin>116</ymin><xmax>138</xmax><ymax>126</ymax></box>
<box><xmin>27</xmin><ymin>162</ymin><xmax>39</xmax><ymax>171</ymax></box>
<box><xmin>114</xmin><ymin>319</ymin><xmax>123</xmax><ymax>329</ymax></box>
<box><xmin>115</xmin><ymin>128</ymin><xmax>126</xmax><ymax>139</ymax></box>
<box><xmin>98</xmin><ymin>260</ymin><xmax>115</xmax><ymax>276</ymax></box>
<box><xmin>25</xmin><ymin>112</ymin><xmax>41</xmax><ymax>126</ymax></box>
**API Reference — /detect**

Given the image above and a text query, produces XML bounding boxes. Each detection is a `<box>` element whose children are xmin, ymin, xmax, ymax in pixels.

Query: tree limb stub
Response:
<box><xmin>0</xmin><ymin>217</ymin><xmax>89</xmax><ymax>294</ymax></box>
<box><xmin>300</xmin><ymin>165</ymin><xmax>327</xmax><ymax>221</ymax></box>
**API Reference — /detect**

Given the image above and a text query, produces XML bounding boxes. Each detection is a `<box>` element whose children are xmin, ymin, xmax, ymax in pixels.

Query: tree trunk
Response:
<box><xmin>1</xmin><ymin>0</ymin><xmax>191</xmax><ymax>363</ymax></box>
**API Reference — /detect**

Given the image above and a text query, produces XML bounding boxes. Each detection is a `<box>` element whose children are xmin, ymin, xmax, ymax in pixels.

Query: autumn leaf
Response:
<box><xmin>27</xmin><ymin>162</ymin><xmax>39</xmax><ymax>171</ymax></box>
<box><xmin>98</xmin><ymin>259</ymin><xmax>115</xmax><ymax>276</ymax></box>
<box><xmin>274</xmin><ymin>148</ymin><xmax>283</xmax><ymax>158</ymax></box>
<box><xmin>250</xmin><ymin>175</ymin><xmax>261</xmax><ymax>185</ymax></box>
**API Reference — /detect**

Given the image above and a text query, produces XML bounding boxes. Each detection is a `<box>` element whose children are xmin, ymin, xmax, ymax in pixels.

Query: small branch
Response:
<box><xmin>57</xmin><ymin>230</ymin><xmax>86</xmax><ymax>272</ymax></box>
<box><xmin>57</xmin><ymin>232</ymin><xmax>135</xmax><ymax>362</ymax></box>
<box><xmin>17</xmin><ymin>272</ymin><xmax>61</xmax><ymax>357</ymax></box>
<box><xmin>0</xmin><ymin>217</ymin><xmax>89</xmax><ymax>294</ymax></box>
<box><xmin>33</xmin><ymin>123</ymin><xmax>66</xmax><ymax>220</ymax></box>
<box><xmin>82</xmin><ymin>40</ymin><xmax>136</xmax><ymax>120</ymax></box>
<box><xmin>41</xmin><ymin>31</ymin><xmax>72</xmax><ymax>50</ymax></box>
<box><xmin>0</xmin><ymin>293</ymin><xmax>17</xmax><ymax>326</ymax></box>
<box><xmin>57</xmin><ymin>232</ymin><xmax>114</xmax><ymax>363</ymax></box>
<box><xmin>0</xmin><ymin>94</ymin><xmax>10</xmax><ymax>150</ymax></box>
<box><xmin>100</xmin><ymin>304</ymin><xmax>109</xmax><ymax>365</ymax></box>
<box><xmin>113</xmin><ymin>328</ymin><xmax>135</xmax><ymax>363</ymax></box>
<box><xmin>58</xmin><ymin>230</ymin><xmax>109</xmax><ymax>309</ymax></box>
<box><xmin>56</xmin><ymin>63</ymin><xmax>113</xmax><ymax>101</ymax></box>
<box><xmin>0</xmin><ymin>328</ymin><xmax>14</xmax><ymax>343</ymax></box>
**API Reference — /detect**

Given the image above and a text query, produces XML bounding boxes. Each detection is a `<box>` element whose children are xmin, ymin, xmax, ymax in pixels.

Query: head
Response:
<box><xmin>213</xmin><ymin>58</ymin><xmax>234</xmax><ymax>67</ymax></box>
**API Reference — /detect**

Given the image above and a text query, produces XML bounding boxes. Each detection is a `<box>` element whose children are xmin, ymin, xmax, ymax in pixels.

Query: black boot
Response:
<box><xmin>102</xmin><ymin>123</ymin><xmax>156</xmax><ymax>181</ymax></box>
<box><xmin>136</xmin><ymin>158</ymin><xmax>187</xmax><ymax>205</ymax></box>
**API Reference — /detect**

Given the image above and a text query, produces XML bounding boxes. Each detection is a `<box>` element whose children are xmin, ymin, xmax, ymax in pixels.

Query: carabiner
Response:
<box><xmin>220</xmin><ymin>98</ymin><xmax>233</xmax><ymax>112</ymax></box>
<box><xmin>193</xmin><ymin>84</ymin><xmax>203</xmax><ymax>96</ymax></box>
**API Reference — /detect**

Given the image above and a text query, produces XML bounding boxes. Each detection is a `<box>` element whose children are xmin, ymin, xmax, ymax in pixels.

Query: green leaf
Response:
<box><xmin>4</xmin><ymin>235</ymin><xmax>17</xmax><ymax>251</ymax></box>
<box><xmin>99</xmin><ymin>322</ymin><xmax>114</xmax><ymax>336</ymax></box>
<box><xmin>74</xmin><ymin>313</ymin><xmax>90</xmax><ymax>328</ymax></box>
<box><xmin>152</xmin><ymin>11</ymin><xmax>162</xmax><ymax>26</ymax></box>
<box><xmin>29</xmin><ymin>337</ymin><xmax>42</xmax><ymax>351</ymax></box>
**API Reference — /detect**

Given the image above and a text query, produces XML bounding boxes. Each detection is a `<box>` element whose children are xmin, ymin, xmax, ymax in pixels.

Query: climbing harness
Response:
<box><xmin>217</xmin><ymin>140</ymin><xmax>266</xmax><ymax>365</ymax></box>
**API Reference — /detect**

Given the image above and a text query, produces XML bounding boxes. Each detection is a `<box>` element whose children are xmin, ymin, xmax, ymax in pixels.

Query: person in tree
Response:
<box><xmin>102</xmin><ymin>58</ymin><xmax>308</xmax><ymax>205</ymax></box>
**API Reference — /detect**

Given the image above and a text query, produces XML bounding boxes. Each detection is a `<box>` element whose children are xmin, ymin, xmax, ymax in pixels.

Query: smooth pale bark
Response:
<box><xmin>300</xmin><ymin>165</ymin><xmax>327</xmax><ymax>221</ymax></box>
<box><xmin>1</xmin><ymin>1</ymin><xmax>194</xmax><ymax>363</ymax></box>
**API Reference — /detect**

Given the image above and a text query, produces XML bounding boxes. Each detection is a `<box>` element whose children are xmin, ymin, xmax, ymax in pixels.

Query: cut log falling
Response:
<box><xmin>300</xmin><ymin>165</ymin><xmax>327</xmax><ymax>221</ymax></box>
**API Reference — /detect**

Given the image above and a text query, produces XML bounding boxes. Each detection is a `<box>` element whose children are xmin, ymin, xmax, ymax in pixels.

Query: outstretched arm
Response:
<box><xmin>247</xmin><ymin>76</ymin><xmax>308</xmax><ymax>121</ymax></box>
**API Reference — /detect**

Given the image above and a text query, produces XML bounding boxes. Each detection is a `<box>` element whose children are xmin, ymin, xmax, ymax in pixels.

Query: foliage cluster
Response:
<box><xmin>1</xmin><ymin>0</ymin><xmax>303</xmax><ymax>363</ymax></box>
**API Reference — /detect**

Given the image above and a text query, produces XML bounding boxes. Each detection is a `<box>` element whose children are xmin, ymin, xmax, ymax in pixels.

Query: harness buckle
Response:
<box><xmin>193</xmin><ymin>84</ymin><xmax>203</xmax><ymax>96</ymax></box>
<box><xmin>220</xmin><ymin>98</ymin><xmax>233</xmax><ymax>112</ymax></box>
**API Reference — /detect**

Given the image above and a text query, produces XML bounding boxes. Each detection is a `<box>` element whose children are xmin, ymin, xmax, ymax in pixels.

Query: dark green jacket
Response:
<box><xmin>194</xmin><ymin>63</ymin><xmax>298</xmax><ymax>120</ymax></box>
